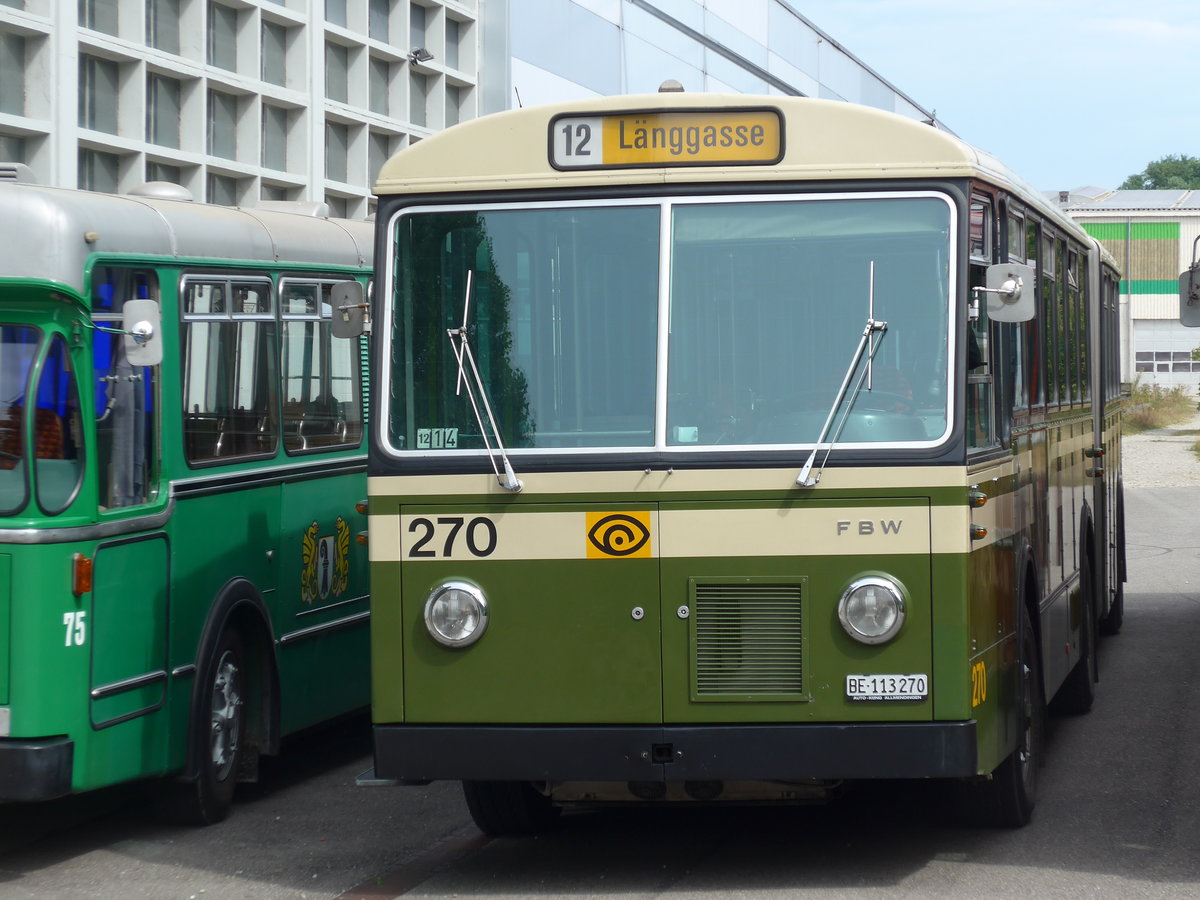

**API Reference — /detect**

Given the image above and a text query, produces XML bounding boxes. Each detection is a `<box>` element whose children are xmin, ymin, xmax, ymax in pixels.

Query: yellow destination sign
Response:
<box><xmin>551</xmin><ymin>109</ymin><xmax>783</xmax><ymax>169</ymax></box>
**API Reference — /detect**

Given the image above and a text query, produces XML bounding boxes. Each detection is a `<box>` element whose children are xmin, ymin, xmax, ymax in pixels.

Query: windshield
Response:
<box><xmin>0</xmin><ymin>325</ymin><xmax>85</xmax><ymax>516</ymax></box>
<box><xmin>384</xmin><ymin>193</ymin><xmax>953</xmax><ymax>455</ymax></box>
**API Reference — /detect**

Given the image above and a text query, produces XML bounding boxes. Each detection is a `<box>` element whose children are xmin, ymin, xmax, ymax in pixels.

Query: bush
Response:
<box><xmin>1123</xmin><ymin>381</ymin><xmax>1196</xmax><ymax>434</ymax></box>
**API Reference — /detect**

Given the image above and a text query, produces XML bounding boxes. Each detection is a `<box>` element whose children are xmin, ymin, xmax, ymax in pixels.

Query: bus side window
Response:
<box><xmin>92</xmin><ymin>266</ymin><xmax>160</xmax><ymax>509</ymax></box>
<box><xmin>966</xmin><ymin>264</ymin><xmax>994</xmax><ymax>449</ymax></box>
<box><xmin>181</xmin><ymin>276</ymin><xmax>278</xmax><ymax>463</ymax></box>
<box><xmin>281</xmin><ymin>279</ymin><xmax>363</xmax><ymax>453</ymax></box>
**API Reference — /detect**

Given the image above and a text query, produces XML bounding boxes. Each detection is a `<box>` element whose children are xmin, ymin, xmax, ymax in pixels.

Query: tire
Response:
<box><xmin>1101</xmin><ymin>489</ymin><xmax>1126</xmax><ymax>636</ymax></box>
<box><xmin>967</xmin><ymin>606</ymin><xmax>1044</xmax><ymax>827</ymax></box>
<box><xmin>1053</xmin><ymin>551</ymin><xmax>1098</xmax><ymax>715</ymax></box>
<box><xmin>462</xmin><ymin>781</ymin><xmax>560</xmax><ymax>836</ymax></box>
<box><xmin>1100</xmin><ymin>577</ymin><xmax>1124</xmax><ymax>636</ymax></box>
<box><xmin>156</xmin><ymin>628</ymin><xmax>246</xmax><ymax>825</ymax></box>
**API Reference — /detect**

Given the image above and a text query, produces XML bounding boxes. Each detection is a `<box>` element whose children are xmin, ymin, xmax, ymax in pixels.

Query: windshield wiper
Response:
<box><xmin>447</xmin><ymin>270</ymin><xmax>523</xmax><ymax>492</ymax></box>
<box><xmin>797</xmin><ymin>262</ymin><xmax>887</xmax><ymax>487</ymax></box>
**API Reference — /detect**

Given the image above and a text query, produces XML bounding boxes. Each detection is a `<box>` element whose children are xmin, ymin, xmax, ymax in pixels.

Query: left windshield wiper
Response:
<box><xmin>447</xmin><ymin>270</ymin><xmax>523</xmax><ymax>492</ymax></box>
<box><xmin>797</xmin><ymin>262</ymin><xmax>887</xmax><ymax>487</ymax></box>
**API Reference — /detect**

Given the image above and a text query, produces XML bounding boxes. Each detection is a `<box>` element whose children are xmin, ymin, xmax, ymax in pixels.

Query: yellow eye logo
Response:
<box><xmin>586</xmin><ymin>512</ymin><xmax>652</xmax><ymax>558</ymax></box>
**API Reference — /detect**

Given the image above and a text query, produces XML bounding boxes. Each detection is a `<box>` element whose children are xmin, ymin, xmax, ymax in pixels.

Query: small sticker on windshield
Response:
<box><xmin>417</xmin><ymin>428</ymin><xmax>458</xmax><ymax>449</ymax></box>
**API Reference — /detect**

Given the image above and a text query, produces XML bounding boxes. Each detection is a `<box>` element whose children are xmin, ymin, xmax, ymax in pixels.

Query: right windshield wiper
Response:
<box><xmin>447</xmin><ymin>270</ymin><xmax>523</xmax><ymax>492</ymax></box>
<box><xmin>797</xmin><ymin>262</ymin><xmax>887</xmax><ymax>487</ymax></box>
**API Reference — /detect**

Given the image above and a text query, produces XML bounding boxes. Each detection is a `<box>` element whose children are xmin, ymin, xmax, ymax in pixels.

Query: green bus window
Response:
<box><xmin>182</xmin><ymin>276</ymin><xmax>278</xmax><ymax>463</ymax></box>
<box><xmin>92</xmin><ymin>267</ymin><xmax>160</xmax><ymax>509</ymax></box>
<box><xmin>0</xmin><ymin>326</ymin><xmax>41</xmax><ymax>515</ymax></box>
<box><xmin>33</xmin><ymin>334</ymin><xmax>84</xmax><ymax>514</ymax></box>
<box><xmin>281</xmin><ymin>279</ymin><xmax>363</xmax><ymax>453</ymax></box>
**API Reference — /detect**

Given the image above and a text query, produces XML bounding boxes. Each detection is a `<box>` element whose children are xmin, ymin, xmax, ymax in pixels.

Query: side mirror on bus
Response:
<box><xmin>122</xmin><ymin>299</ymin><xmax>163</xmax><ymax>366</ymax></box>
<box><xmin>1180</xmin><ymin>265</ymin><xmax>1200</xmax><ymax>327</ymax></box>
<box><xmin>981</xmin><ymin>262</ymin><xmax>1036</xmax><ymax>323</ymax></box>
<box><xmin>330</xmin><ymin>281</ymin><xmax>367</xmax><ymax>339</ymax></box>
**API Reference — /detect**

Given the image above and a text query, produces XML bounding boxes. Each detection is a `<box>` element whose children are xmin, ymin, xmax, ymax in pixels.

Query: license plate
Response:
<box><xmin>845</xmin><ymin>673</ymin><xmax>928</xmax><ymax>701</ymax></box>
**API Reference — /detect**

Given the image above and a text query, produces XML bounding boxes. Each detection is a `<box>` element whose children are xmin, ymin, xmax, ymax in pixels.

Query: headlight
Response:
<box><xmin>424</xmin><ymin>582</ymin><xmax>489</xmax><ymax>647</ymax></box>
<box><xmin>838</xmin><ymin>576</ymin><xmax>906</xmax><ymax>645</ymax></box>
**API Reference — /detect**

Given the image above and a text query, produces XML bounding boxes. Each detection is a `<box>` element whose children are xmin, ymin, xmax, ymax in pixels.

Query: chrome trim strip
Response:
<box><xmin>294</xmin><ymin>593</ymin><xmax>368</xmax><ymax>618</ymax></box>
<box><xmin>174</xmin><ymin>456</ymin><xmax>366</xmax><ymax>499</ymax></box>
<box><xmin>172</xmin><ymin>664</ymin><xmax>197</xmax><ymax>678</ymax></box>
<box><xmin>90</xmin><ymin>670</ymin><xmax>168</xmax><ymax>701</ymax></box>
<box><xmin>0</xmin><ymin>500</ymin><xmax>175</xmax><ymax>545</ymax></box>
<box><xmin>278</xmin><ymin>609</ymin><xmax>370</xmax><ymax>647</ymax></box>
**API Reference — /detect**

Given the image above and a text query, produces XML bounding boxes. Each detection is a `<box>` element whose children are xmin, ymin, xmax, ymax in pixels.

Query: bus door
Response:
<box><xmin>274</xmin><ymin>279</ymin><xmax>370</xmax><ymax>731</ymax></box>
<box><xmin>398</xmin><ymin>503</ymin><xmax>664</xmax><ymax>724</ymax></box>
<box><xmin>657</xmin><ymin>498</ymin><xmax>934</xmax><ymax>725</ymax></box>
<box><xmin>88</xmin><ymin>270</ymin><xmax>171</xmax><ymax>781</ymax></box>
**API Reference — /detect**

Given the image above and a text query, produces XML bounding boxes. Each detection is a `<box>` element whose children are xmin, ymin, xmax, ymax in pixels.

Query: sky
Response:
<box><xmin>796</xmin><ymin>0</ymin><xmax>1200</xmax><ymax>192</ymax></box>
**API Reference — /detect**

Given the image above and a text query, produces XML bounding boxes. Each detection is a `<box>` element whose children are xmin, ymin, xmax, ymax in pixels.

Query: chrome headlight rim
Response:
<box><xmin>837</xmin><ymin>574</ymin><xmax>907</xmax><ymax>645</ymax></box>
<box><xmin>423</xmin><ymin>580</ymin><xmax>489</xmax><ymax>648</ymax></box>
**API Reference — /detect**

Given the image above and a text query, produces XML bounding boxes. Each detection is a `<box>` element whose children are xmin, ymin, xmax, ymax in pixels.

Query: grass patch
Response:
<box><xmin>1124</xmin><ymin>382</ymin><xmax>1197</xmax><ymax>434</ymax></box>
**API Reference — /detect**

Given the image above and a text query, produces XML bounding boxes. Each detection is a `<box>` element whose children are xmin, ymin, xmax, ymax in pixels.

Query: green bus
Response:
<box><xmin>0</xmin><ymin>177</ymin><xmax>372</xmax><ymax>823</ymax></box>
<box><xmin>357</xmin><ymin>91</ymin><xmax>1125</xmax><ymax>833</ymax></box>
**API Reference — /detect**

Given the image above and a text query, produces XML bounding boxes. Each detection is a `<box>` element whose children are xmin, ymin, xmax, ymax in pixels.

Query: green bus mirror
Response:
<box><xmin>331</xmin><ymin>281</ymin><xmax>367</xmax><ymax>338</ymax></box>
<box><xmin>122</xmin><ymin>299</ymin><xmax>162</xmax><ymax>366</ymax></box>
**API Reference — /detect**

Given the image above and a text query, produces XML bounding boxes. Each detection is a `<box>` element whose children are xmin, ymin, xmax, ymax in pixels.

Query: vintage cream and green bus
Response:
<box><xmin>0</xmin><ymin>177</ymin><xmax>372</xmax><ymax>823</ymax></box>
<box><xmin>355</xmin><ymin>92</ymin><xmax>1124</xmax><ymax>833</ymax></box>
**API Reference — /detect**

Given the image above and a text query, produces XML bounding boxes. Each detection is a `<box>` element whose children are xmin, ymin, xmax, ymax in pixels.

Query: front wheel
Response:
<box><xmin>156</xmin><ymin>628</ymin><xmax>246</xmax><ymax>825</ymax></box>
<box><xmin>463</xmin><ymin>781</ymin><xmax>560</xmax><ymax>836</ymax></box>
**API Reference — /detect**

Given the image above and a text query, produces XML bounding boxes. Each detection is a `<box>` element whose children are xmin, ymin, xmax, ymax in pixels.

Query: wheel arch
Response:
<box><xmin>178</xmin><ymin>578</ymin><xmax>281</xmax><ymax>782</ymax></box>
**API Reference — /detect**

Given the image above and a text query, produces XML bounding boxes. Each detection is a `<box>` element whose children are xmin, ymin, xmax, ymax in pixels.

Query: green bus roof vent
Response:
<box><xmin>0</xmin><ymin>162</ymin><xmax>37</xmax><ymax>184</ymax></box>
<box><xmin>128</xmin><ymin>181</ymin><xmax>194</xmax><ymax>202</ymax></box>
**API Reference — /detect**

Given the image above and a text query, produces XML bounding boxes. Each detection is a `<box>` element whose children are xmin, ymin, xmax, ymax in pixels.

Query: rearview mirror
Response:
<box><xmin>122</xmin><ymin>299</ymin><xmax>162</xmax><ymax>366</ymax></box>
<box><xmin>330</xmin><ymin>281</ymin><xmax>367</xmax><ymax>338</ymax></box>
<box><xmin>1180</xmin><ymin>265</ymin><xmax>1200</xmax><ymax>327</ymax></box>
<box><xmin>980</xmin><ymin>262</ymin><xmax>1036</xmax><ymax>323</ymax></box>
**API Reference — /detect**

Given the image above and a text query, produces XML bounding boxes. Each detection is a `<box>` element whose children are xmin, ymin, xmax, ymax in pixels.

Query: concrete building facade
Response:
<box><xmin>0</xmin><ymin>0</ymin><xmax>941</xmax><ymax>215</ymax></box>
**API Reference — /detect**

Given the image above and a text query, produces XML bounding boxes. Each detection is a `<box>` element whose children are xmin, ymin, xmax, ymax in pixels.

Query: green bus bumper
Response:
<box><xmin>0</xmin><ymin>737</ymin><xmax>73</xmax><ymax>801</ymax></box>
<box><xmin>374</xmin><ymin>722</ymin><xmax>978</xmax><ymax>783</ymax></box>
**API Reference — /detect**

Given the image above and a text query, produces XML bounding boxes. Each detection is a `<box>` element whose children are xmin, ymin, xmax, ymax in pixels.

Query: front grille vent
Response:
<box><xmin>693</xmin><ymin>581</ymin><xmax>804</xmax><ymax>697</ymax></box>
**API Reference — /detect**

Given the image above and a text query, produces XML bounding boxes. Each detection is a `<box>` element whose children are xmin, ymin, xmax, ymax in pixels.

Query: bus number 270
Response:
<box><xmin>407</xmin><ymin>516</ymin><xmax>497</xmax><ymax>558</ymax></box>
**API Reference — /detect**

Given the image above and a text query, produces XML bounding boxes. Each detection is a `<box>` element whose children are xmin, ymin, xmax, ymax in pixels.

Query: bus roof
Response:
<box><xmin>375</xmin><ymin>92</ymin><xmax>1084</xmax><ymax>243</ymax></box>
<box><xmin>0</xmin><ymin>182</ymin><xmax>373</xmax><ymax>298</ymax></box>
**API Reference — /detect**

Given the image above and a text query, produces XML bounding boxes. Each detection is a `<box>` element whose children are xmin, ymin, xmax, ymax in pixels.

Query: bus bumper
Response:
<box><xmin>374</xmin><ymin>722</ymin><xmax>978</xmax><ymax>783</ymax></box>
<box><xmin>0</xmin><ymin>737</ymin><xmax>73</xmax><ymax>801</ymax></box>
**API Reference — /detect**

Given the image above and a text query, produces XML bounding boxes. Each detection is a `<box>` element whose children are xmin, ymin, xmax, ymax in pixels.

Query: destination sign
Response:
<box><xmin>549</xmin><ymin>109</ymin><xmax>783</xmax><ymax>169</ymax></box>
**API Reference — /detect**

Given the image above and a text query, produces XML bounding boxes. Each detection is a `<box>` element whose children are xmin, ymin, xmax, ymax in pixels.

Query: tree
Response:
<box><xmin>1119</xmin><ymin>154</ymin><xmax>1200</xmax><ymax>190</ymax></box>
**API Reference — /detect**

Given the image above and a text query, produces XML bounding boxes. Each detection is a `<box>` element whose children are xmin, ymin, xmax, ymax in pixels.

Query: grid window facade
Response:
<box><xmin>146</xmin><ymin>0</ymin><xmax>179</xmax><ymax>54</ymax></box>
<box><xmin>369</xmin><ymin>0</ymin><xmax>389</xmax><ymax>41</ymax></box>
<box><xmin>326</xmin><ymin>42</ymin><xmax>349</xmax><ymax>103</ymax></box>
<box><xmin>261</xmin><ymin>20</ymin><xmax>286</xmax><ymax>86</ymax></box>
<box><xmin>208</xmin><ymin>3</ymin><xmax>237</xmax><ymax>71</ymax></box>
<box><xmin>147</xmin><ymin>74</ymin><xmax>181</xmax><ymax>148</ymax></box>
<box><xmin>79</xmin><ymin>55</ymin><xmax>119</xmax><ymax>133</ymax></box>
<box><xmin>79</xmin><ymin>0</ymin><xmax>117</xmax><ymax>35</ymax></box>
<box><xmin>0</xmin><ymin>31</ymin><xmax>23</xmax><ymax>114</ymax></box>
<box><xmin>1</xmin><ymin>0</ymin><xmax>481</xmax><ymax>213</ymax></box>
<box><xmin>208</xmin><ymin>89</ymin><xmax>237</xmax><ymax>159</ymax></box>
<box><xmin>262</xmin><ymin>104</ymin><xmax>288</xmax><ymax>170</ymax></box>
<box><xmin>79</xmin><ymin>147</ymin><xmax>120</xmax><ymax>191</ymax></box>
